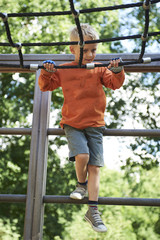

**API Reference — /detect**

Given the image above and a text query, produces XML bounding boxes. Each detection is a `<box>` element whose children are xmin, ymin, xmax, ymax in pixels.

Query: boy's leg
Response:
<box><xmin>70</xmin><ymin>153</ymin><xmax>89</xmax><ymax>200</ymax></box>
<box><xmin>87</xmin><ymin>164</ymin><xmax>100</xmax><ymax>201</ymax></box>
<box><xmin>85</xmin><ymin>164</ymin><xmax>107</xmax><ymax>232</ymax></box>
<box><xmin>83</xmin><ymin>126</ymin><xmax>107</xmax><ymax>232</ymax></box>
<box><xmin>84</xmin><ymin>126</ymin><xmax>104</xmax><ymax>202</ymax></box>
<box><xmin>63</xmin><ymin>125</ymin><xmax>89</xmax><ymax>199</ymax></box>
<box><xmin>75</xmin><ymin>153</ymin><xmax>89</xmax><ymax>183</ymax></box>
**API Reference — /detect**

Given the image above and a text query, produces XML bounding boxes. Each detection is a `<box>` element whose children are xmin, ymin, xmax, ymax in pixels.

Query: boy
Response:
<box><xmin>38</xmin><ymin>23</ymin><xmax>125</xmax><ymax>233</ymax></box>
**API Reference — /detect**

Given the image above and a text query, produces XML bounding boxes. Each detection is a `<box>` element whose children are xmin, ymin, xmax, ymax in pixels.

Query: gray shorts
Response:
<box><xmin>64</xmin><ymin>125</ymin><xmax>105</xmax><ymax>167</ymax></box>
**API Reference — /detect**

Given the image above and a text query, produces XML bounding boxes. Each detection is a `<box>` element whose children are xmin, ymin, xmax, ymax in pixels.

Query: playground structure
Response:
<box><xmin>0</xmin><ymin>53</ymin><xmax>160</xmax><ymax>240</ymax></box>
<box><xmin>0</xmin><ymin>0</ymin><xmax>160</xmax><ymax>239</ymax></box>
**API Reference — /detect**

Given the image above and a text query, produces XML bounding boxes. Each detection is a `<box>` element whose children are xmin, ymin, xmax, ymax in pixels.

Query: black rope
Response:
<box><xmin>1</xmin><ymin>0</ymin><xmax>159</xmax><ymax>18</ymax></box>
<box><xmin>69</xmin><ymin>0</ymin><xmax>84</xmax><ymax>67</ymax></box>
<box><xmin>138</xmin><ymin>0</ymin><xmax>150</xmax><ymax>61</ymax></box>
<box><xmin>0</xmin><ymin>32</ymin><xmax>159</xmax><ymax>47</ymax></box>
<box><xmin>0</xmin><ymin>13</ymin><xmax>24</xmax><ymax>68</ymax></box>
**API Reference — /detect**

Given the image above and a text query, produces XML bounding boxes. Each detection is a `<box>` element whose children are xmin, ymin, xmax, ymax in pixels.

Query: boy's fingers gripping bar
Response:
<box><xmin>43</xmin><ymin>60</ymin><xmax>56</xmax><ymax>65</ymax></box>
<box><xmin>43</xmin><ymin>60</ymin><xmax>57</xmax><ymax>72</ymax></box>
<box><xmin>110</xmin><ymin>57</ymin><xmax>124</xmax><ymax>73</ymax></box>
<box><xmin>111</xmin><ymin>57</ymin><xmax>121</xmax><ymax>61</ymax></box>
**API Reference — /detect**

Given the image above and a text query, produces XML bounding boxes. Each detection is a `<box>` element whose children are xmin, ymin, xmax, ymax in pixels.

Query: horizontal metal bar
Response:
<box><xmin>44</xmin><ymin>195</ymin><xmax>160</xmax><ymax>207</ymax></box>
<box><xmin>1</xmin><ymin>53</ymin><xmax>160</xmax><ymax>62</ymax></box>
<box><xmin>47</xmin><ymin>128</ymin><xmax>64</xmax><ymax>136</ymax></box>
<box><xmin>0</xmin><ymin>194</ymin><xmax>26</xmax><ymax>203</ymax></box>
<box><xmin>0</xmin><ymin>128</ymin><xmax>31</xmax><ymax>135</ymax></box>
<box><xmin>103</xmin><ymin>129</ymin><xmax>160</xmax><ymax>137</ymax></box>
<box><xmin>1</xmin><ymin>194</ymin><xmax>160</xmax><ymax>207</ymax></box>
<box><xmin>0</xmin><ymin>128</ymin><xmax>160</xmax><ymax>137</ymax></box>
<box><xmin>0</xmin><ymin>53</ymin><xmax>160</xmax><ymax>73</ymax></box>
<box><xmin>47</xmin><ymin>128</ymin><xmax>160</xmax><ymax>137</ymax></box>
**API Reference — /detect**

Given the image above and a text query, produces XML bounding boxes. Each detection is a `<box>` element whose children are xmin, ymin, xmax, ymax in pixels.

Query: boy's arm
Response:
<box><xmin>38</xmin><ymin>61</ymin><xmax>61</xmax><ymax>92</ymax></box>
<box><xmin>101</xmin><ymin>58</ymin><xmax>125</xmax><ymax>90</ymax></box>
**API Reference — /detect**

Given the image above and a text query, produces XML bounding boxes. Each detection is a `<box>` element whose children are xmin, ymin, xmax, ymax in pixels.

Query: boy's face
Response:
<box><xmin>70</xmin><ymin>36</ymin><xmax>98</xmax><ymax>65</ymax></box>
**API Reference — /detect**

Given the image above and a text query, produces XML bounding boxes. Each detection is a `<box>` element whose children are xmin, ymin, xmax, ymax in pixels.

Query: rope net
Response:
<box><xmin>0</xmin><ymin>0</ymin><xmax>160</xmax><ymax>70</ymax></box>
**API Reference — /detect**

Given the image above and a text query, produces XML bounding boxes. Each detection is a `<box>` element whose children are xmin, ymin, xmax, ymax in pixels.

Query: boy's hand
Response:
<box><xmin>108</xmin><ymin>57</ymin><xmax>123</xmax><ymax>73</ymax></box>
<box><xmin>43</xmin><ymin>60</ymin><xmax>57</xmax><ymax>72</ymax></box>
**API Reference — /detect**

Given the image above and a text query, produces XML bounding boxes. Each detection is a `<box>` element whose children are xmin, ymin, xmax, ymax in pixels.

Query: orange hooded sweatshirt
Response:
<box><xmin>38</xmin><ymin>61</ymin><xmax>125</xmax><ymax>129</ymax></box>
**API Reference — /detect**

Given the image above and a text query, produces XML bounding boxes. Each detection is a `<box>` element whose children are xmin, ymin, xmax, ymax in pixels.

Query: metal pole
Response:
<box><xmin>47</xmin><ymin>128</ymin><xmax>160</xmax><ymax>137</ymax></box>
<box><xmin>0</xmin><ymin>194</ymin><xmax>26</xmax><ymax>203</ymax></box>
<box><xmin>0</xmin><ymin>128</ymin><xmax>160</xmax><ymax>137</ymax></box>
<box><xmin>31</xmin><ymin>73</ymin><xmax>51</xmax><ymax>240</ymax></box>
<box><xmin>103</xmin><ymin>129</ymin><xmax>160</xmax><ymax>137</ymax></box>
<box><xmin>23</xmin><ymin>70</ymin><xmax>41</xmax><ymax>240</ymax></box>
<box><xmin>0</xmin><ymin>53</ymin><xmax>160</xmax><ymax>73</ymax></box>
<box><xmin>0</xmin><ymin>128</ymin><xmax>31</xmax><ymax>135</ymax></box>
<box><xmin>43</xmin><ymin>195</ymin><xmax>160</xmax><ymax>207</ymax></box>
<box><xmin>23</xmin><ymin>70</ymin><xmax>50</xmax><ymax>240</ymax></box>
<box><xmin>0</xmin><ymin>194</ymin><xmax>160</xmax><ymax>207</ymax></box>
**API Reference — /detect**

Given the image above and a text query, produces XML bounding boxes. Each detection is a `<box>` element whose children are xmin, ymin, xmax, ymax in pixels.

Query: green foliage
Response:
<box><xmin>0</xmin><ymin>0</ymin><xmax>124</xmax><ymax>55</ymax></box>
<box><xmin>119</xmin><ymin>1</ymin><xmax>160</xmax><ymax>52</ymax></box>
<box><xmin>0</xmin><ymin>135</ymin><xmax>29</xmax><ymax>237</ymax></box>
<box><xmin>120</xmin><ymin>72</ymin><xmax>160</xmax><ymax>170</ymax></box>
<box><xmin>0</xmin><ymin>219</ymin><xmax>21</xmax><ymax>240</ymax></box>
<box><xmin>61</xmin><ymin>167</ymin><xmax>160</xmax><ymax>240</ymax></box>
<box><xmin>0</xmin><ymin>72</ymin><xmax>35</xmax><ymax>127</ymax></box>
<box><xmin>44</xmin><ymin>150</ymin><xmax>81</xmax><ymax>238</ymax></box>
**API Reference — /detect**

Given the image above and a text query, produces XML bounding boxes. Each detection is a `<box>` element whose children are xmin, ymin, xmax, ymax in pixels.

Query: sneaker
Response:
<box><xmin>70</xmin><ymin>184</ymin><xmax>87</xmax><ymax>200</ymax></box>
<box><xmin>84</xmin><ymin>207</ymin><xmax>107</xmax><ymax>232</ymax></box>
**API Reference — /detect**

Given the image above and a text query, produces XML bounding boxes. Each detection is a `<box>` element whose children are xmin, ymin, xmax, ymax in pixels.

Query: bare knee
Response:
<box><xmin>75</xmin><ymin>153</ymin><xmax>89</xmax><ymax>164</ymax></box>
<box><xmin>88</xmin><ymin>165</ymin><xmax>100</xmax><ymax>174</ymax></box>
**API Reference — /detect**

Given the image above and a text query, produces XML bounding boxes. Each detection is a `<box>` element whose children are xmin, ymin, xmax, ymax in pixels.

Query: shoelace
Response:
<box><xmin>92</xmin><ymin>210</ymin><xmax>104</xmax><ymax>225</ymax></box>
<box><xmin>75</xmin><ymin>186</ymin><xmax>86</xmax><ymax>194</ymax></box>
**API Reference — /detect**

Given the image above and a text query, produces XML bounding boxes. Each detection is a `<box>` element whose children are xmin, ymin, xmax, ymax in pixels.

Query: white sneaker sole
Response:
<box><xmin>84</xmin><ymin>215</ymin><xmax>107</xmax><ymax>233</ymax></box>
<box><xmin>70</xmin><ymin>193</ymin><xmax>84</xmax><ymax>200</ymax></box>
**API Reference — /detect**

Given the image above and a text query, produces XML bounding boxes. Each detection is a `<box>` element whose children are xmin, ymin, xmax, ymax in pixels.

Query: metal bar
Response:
<box><xmin>0</xmin><ymin>128</ymin><xmax>31</xmax><ymax>135</ymax></box>
<box><xmin>43</xmin><ymin>195</ymin><xmax>160</xmax><ymax>207</ymax></box>
<box><xmin>1</xmin><ymin>128</ymin><xmax>160</xmax><ymax>137</ymax></box>
<box><xmin>0</xmin><ymin>53</ymin><xmax>160</xmax><ymax>73</ymax></box>
<box><xmin>47</xmin><ymin>128</ymin><xmax>64</xmax><ymax>136</ymax></box>
<box><xmin>103</xmin><ymin>129</ymin><xmax>160</xmax><ymax>137</ymax></box>
<box><xmin>23</xmin><ymin>71</ymin><xmax>42</xmax><ymax>240</ymax></box>
<box><xmin>47</xmin><ymin>128</ymin><xmax>160</xmax><ymax>137</ymax></box>
<box><xmin>0</xmin><ymin>194</ymin><xmax>26</xmax><ymax>203</ymax></box>
<box><xmin>31</xmin><ymin>72</ymin><xmax>51</xmax><ymax>240</ymax></box>
<box><xmin>1</xmin><ymin>194</ymin><xmax>160</xmax><ymax>207</ymax></box>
